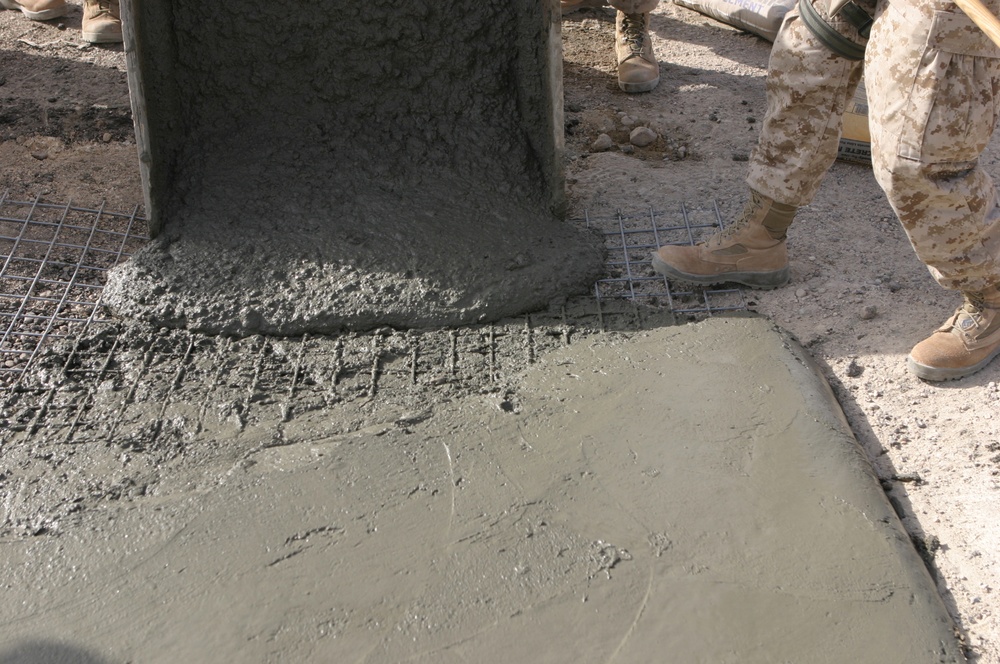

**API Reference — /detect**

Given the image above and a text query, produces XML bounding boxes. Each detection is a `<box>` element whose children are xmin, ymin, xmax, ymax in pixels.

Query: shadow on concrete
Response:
<box><xmin>821</xmin><ymin>365</ymin><xmax>976</xmax><ymax>652</ymax></box>
<box><xmin>0</xmin><ymin>639</ymin><xmax>109</xmax><ymax>664</ymax></box>
<box><xmin>720</xmin><ymin>310</ymin><xmax>977</xmax><ymax>659</ymax></box>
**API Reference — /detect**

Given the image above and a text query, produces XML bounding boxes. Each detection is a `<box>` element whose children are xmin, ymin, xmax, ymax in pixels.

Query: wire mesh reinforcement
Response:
<box><xmin>584</xmin><ymin>203</ymin><xmax>747</xmax><ymax>315</ymax></box>
<box><xmin>0</xmin><ymin>192</ymin><xmax>148</xmax><ymax>390</ymax></box>
<box><xmin>0</xmin><ymin>196</ymin><xmax>745</xmax><ymax>391</ymax></box>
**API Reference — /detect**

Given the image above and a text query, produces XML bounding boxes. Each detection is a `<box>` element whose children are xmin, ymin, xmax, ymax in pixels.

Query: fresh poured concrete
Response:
<box><xmin>103</xmin><ymin>0</ymin><xmax>604</xmax><ymax>335</ymax></box>
<box><xmin>0</xmin><ymin>318</ymin><xmax>964</xmax><ymax>662</ymax></box>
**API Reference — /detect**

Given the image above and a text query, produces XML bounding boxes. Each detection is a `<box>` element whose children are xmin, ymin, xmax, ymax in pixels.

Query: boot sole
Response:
<box><xmin>82</xmin><ymin>31</ymin><xmax>123</xmax><ymax>43</ymax></box>
<box><xmin>650</xmin><ymin>252</ymin><xmax>790</xmax><ymax>289</ymax></box>
<box><xmin>82</xmin><ymin>21</ymin><xmax>123</xmax><ymax>43</ymax></box>
<box><xmin>618</xmin><ymin>76</ymin><xmax>660</xmax><ymax>93</ymax></box>
<box><xmin>906</xmin><ymin>346</ymin><xmax>1000</xmax><ymax>382</ymax></box>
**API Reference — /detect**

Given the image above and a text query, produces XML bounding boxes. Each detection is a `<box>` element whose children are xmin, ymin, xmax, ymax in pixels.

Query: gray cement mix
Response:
<box><xmin>0</xmin><ymin>318</ymin><xmax>964</xmax><ymax>662</ymax></box>
<box><xmin>102</xmin><ymin>0</ymin><xmax>606</xmax><ymax>335</ymax></box>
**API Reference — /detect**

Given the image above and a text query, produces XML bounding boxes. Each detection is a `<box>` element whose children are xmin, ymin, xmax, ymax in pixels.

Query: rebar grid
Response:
<box><xmin>0</xmin><ymin>197</ymin><xmax>744</xmax><ymax>402</ymax></box>
<box><xmin>1</xmin><ymin>312</ymin><xmax>592</xmax><ymax>448</ymax></box>
<box><xmin>0</xmin><ymin>196</ymin><xmax>746</xmax><ymax>457</ymax></box>
<box><xmin>588</xmin><ymin>203</ymin><xmax>747</xmax><ymax>316</ymax></box>
<box><xmin>0</xmin><ymin>192</ymin><xmax>148</xmax><ymax>390</ymax></box>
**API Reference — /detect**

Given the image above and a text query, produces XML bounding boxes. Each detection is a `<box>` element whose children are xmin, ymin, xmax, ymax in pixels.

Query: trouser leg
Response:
<box><xmin>746</xmin><ymin>0</ymin><xmax>869</xmax><ymax>207</ymax></box>
<box><xmin>867</xmin><ymin>0</ymin><xmax>1000</xmax><ymax>292</ymax></box>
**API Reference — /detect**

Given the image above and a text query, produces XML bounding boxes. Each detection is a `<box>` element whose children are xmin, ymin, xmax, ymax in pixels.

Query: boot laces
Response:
<box><xmin>92</xmin><ymin>0</ymin><xmax>114</xmax><ymax>16</ymax></box>
<box><xmin>708</xmin><ymin>190</ymin><xmax>765</xmax><ymax>247</ymax></box>
<box><xmin>620</xmin><ymin>14</ymin><xmax>647</xmax><ymax>54</ymax></box>
<box><xmin>949</xmin><ymin>291</ymin><xmax>990</xmax><ymax>333</ymax></box>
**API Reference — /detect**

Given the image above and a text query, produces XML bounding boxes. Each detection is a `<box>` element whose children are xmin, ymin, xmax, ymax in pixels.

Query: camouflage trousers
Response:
<box><xmin>747</xmin><ymin>0</ymin><xmax>1000</xmax><ymax>292</ymax></box>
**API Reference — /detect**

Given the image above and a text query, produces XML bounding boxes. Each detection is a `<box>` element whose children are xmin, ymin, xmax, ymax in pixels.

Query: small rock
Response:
<box><xmin>629</xmin><ymin>126</ymin><xmax>657</xmax><ymax>147</ymax></box>
<box><xmin>566</xmin><ymin>102</ymin><xmax>583</xmax><ymax>113</ymax></box>
<box><xmin>102</xmin><ymin>132</ymin><xmax>112</xmax><ymax>143</ymax></box>
<box><xmin>591</xmin><ymin>133</ymin><xmax>614</xmax><ymax>152</ymax></box>
<box><xmin>846</xmin><ymin>359</ymin><xmax>864</xmax><ymax>377</ymax></box>
<box><xmin>795</xmin><ymin>288</ymin><xmax>807</xmax><ymax>298</ymax></box>
<box><xmin>620</xmin><ymin>144</ymin><xmax>635</xmax><ymax>155</ymax></box>
<box><xmin>31</xmin><ymin>151</ymin><xmax>48</xmax><ymax>161</ymax></box>
<box><xmin>860</xmin><ymin>305</ymin><xmax>878</xmax><ymax>320</ymax></box>
<box><xmin>731</xmin><ymin>152</ymin><xmax>749</xmax><ymax>162</ymax></box>
<box><xmin>620</xmin><ymin>115</ymin><xmax>636</xmax><ymax>126</ymax></box>
<box><xmin>677</xmin><ymin>146</ymin><xmax>688</xmax><ymax>159</ymax></box>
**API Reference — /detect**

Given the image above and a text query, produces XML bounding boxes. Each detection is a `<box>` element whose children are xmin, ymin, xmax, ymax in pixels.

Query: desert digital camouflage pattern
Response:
<box><xmin>868</xmin><ymin>0</ymin><xmax>1000</xmax><ymax>291</ymax></box>
<box><xmin>747</xmin><ymin>0</ymin><xmax>870</xmax><ymax>207</ymax></box>
<box><xmin>748</xmin><ymin>0</ymin><xmax>1000</xmax><ymax>291</ymax></box>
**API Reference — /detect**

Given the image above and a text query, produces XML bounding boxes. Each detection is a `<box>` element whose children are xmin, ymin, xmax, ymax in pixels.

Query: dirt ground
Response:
<box><xmin>1</xmin><ymin>0</ymin><xmax>998</xmax><ymax>661</ymax></box>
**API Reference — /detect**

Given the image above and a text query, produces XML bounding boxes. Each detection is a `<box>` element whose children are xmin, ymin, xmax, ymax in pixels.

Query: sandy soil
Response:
<box><xmin>1</xmin><ymin>0</ymin><xmax>998</xmax><ymax>660</ymax></box>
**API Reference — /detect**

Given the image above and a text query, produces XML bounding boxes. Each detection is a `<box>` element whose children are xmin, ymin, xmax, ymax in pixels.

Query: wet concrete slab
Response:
<box><xmin>0</xmin><ymin>317</ymin><xmax>963</xmax><ymax>662</ymax></box>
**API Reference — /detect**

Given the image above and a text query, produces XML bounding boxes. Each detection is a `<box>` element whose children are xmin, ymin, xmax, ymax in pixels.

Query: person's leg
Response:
<box><xmin>651</xmin><ymin>0</ymin><xmax>867</xmax><ymax>287</ymax></box>
<box><xmin>747</xmin><ymin>0</ymin><xmax>868</xmax><ymax>207</ymax></box>
<box><xmin>866</xmin><ymin>0</ymin><xmax>1000</xmax><ymax>380</ymax></box>
<box><xmin>609</xmin><ymin>0</ymin><xmax>660</xmax><ymax>92</ymax></box>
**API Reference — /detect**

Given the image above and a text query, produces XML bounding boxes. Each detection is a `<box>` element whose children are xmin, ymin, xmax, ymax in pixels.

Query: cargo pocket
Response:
<box><xmin>894</xmin><ymin>9</ymin><xmax>1000</xmax><ymax>164</ymax></box>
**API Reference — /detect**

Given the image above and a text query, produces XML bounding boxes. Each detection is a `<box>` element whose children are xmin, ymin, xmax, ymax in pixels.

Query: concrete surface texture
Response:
<box><xmin>102</xmin><ymin>0</ymin><xmax>605</xmax><ymax>335</ymax></box>
<box><xmin>2</xmin><ymin>0</ymin><xmax>998</xmax><ymax>659</ymax></box>
<box><xmin>0</xmin><ymin>318</ymin><xmax>963</xmax><ymax>662</ymax></box>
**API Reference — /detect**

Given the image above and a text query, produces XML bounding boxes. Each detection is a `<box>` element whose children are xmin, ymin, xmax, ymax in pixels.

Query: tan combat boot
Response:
<box><xmin>82</xmin><ymin>0</ymin><xmax>122</xmax><ymax>44</ymax></box>
<box><xmin>907</xmin><ymin>286</ymin><xmax>1000</xmax><ymax>381</ymax></box>
<box><xmin>561</xmin><ymin>0</ymin><xmax>609</xmax><ymax>13</ymax></box>
<box><xmin>650</xmin><ymin>188</ymin><xmax>797</xmax><ymax>289</ymax></box>
<box><xmin>0</xmin><ymin>0</ymin><xmax>67</xmax><ymax>20</ymax></box>
<box><xmin>615</xmin><ymin>11</ymin><xmax>659</xmax><ymax>93</ymax></box>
